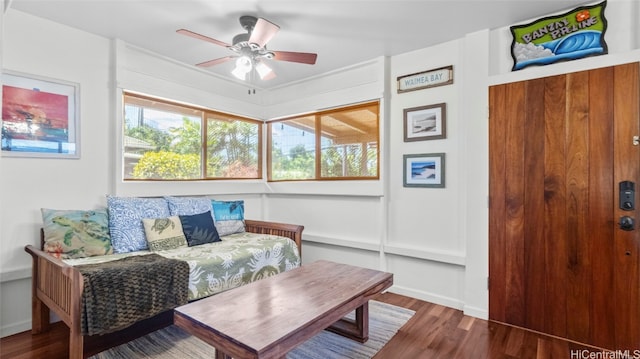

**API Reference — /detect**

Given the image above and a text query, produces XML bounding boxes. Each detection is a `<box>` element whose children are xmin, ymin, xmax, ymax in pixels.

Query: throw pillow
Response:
<box><xmin>211</xmin><ymin>200</ymin><xmax>246</xmax><ymax>236</ymax></box>
<box><xmin>41</xmin><ymin>208</ymin><xmax>112</xmax><ymax>259</ymax></box>
<box><xmin>179</xmin><ymin>211</ymin><xmax>220</xmax><ymax>246</ymax></box>
<box><xmin>165</xmin><ymin>196</ymin><xmax>213</xmax><ymax>217</ymax></box>
<box><xmin>107</xmin><ymin>196</ymin><xmax>171</xmax><ymax>253</ymax></box>
<box><xmin>141</xmin><ymin>216</ymin><xmax>188</xmax><ymax>251</ymax></box>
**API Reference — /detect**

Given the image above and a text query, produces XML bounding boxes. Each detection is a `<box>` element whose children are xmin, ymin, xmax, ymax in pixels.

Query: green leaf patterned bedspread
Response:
<box><xmin>158</xmin><ymin>232</ymin><xmax>300</xmax><ymax>300</ymax></box>
<box><xmin>64</xmin><ymin>232</ymin><xmax>301</xmax><ymax>301</ymax></box>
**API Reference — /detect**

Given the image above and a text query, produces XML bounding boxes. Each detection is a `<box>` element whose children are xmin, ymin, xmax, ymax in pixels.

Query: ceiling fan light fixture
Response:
<box><xmin>232</xmin><ymin>55</ymin><xmax>253</xmax><ymax>80</ymax></box>
<box><xmin>231</xmin><ymin>66</ymin><xmax>247</xmax><ymax>80</ymax></box>
<box><xmin>235</xmin><ymin>55</ymin><xmax>253</xmax><ymax>71</ymax></box>
<box><xmin>255</xmin><ymin>61</ymin><xmax>273</xmax><ymax>80</ymax></box>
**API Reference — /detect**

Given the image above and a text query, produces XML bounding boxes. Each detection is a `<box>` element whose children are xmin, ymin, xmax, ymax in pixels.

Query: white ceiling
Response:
<box><xmin>7</xmin><ymin>0</ymin><xmax>590</xmax><ymax>89</ymax></box>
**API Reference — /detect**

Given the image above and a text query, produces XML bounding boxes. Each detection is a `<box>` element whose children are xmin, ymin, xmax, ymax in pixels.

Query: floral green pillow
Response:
<box><xmin>41</xmin><ymin>208</ymin><xmax>113</xmax><ymax>259</ymax></box>
<box><xmin>142</xmin><ymin>216</ymin><xmax>188</xmax><ymax>251</ymax></box>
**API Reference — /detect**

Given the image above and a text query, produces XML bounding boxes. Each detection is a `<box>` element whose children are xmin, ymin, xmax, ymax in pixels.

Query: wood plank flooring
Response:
<box><xmin>0</xmin><ymin>292</ymin><xmax>604</xmax><ymax>359</ymax></box>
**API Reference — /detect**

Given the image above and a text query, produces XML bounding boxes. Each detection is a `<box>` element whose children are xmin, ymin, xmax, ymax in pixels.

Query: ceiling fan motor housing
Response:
<box><xmin>232</xmin><ymin>33</ymin><xmax>250</xmax><ymax>46</ymax></box>
<box><xmin>239</xmin><ymin>15</ymin><xmax>258</xmax><ymax>32</ymax></box>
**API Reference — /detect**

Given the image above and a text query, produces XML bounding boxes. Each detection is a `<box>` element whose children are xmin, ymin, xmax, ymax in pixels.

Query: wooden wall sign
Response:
<box><xmin>397</xmin><ymin>65</ymin><xmax>453</xmax><ymax>93</ymax></box>
<box><xmin>510</xmin><ymin>1</ymin><xmax>608</xmax><ymax>71</ymax></box>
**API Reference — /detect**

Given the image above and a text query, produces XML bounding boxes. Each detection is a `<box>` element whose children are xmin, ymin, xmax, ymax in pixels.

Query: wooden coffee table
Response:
<box><xmin>174</xmin><ymin>260</ymin><xmax>393</xmax><ymax>359</ymax></box>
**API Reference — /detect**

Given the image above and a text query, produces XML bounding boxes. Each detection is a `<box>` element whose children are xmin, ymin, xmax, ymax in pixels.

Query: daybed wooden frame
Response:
<box><xmin>24</xmin><ymin>219</ymin><xmax>303</xmax><ymax>359</ymax></box>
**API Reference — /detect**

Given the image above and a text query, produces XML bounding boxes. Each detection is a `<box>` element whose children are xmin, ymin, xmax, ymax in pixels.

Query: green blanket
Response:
<box><xmin>76</xmin><ymin>253</ymin><xmax>189</xmax><ymax>336</ymax></box>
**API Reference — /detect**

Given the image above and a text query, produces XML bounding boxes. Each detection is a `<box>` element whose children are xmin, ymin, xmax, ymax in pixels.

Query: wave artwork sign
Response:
<box><xmin>510</xmin><ymin>1</ymin><xmax>608</xmax><ymax>71</ymax></box>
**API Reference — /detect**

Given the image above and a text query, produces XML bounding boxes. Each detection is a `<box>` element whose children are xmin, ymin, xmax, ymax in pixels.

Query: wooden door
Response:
<box><xmin>489</xmin><ymin>62</ymin><xmax>640</xmax><ymax>350</ymax></box>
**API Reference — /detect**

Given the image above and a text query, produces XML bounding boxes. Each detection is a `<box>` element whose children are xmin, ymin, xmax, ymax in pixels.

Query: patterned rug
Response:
<box><xmin>90</xmin><ymin>300</ymin><xmax>414</xmax><ymax>359</ymax></box>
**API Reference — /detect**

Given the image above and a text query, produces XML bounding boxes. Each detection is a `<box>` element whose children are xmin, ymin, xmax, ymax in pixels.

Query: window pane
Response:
<box><xmin>269</xmin><ymin>116</ymin><xmax>316</xmax><ymax>180</ymax></box>
<box><xmin>320</xmin><ymin>103</ymin><xmax>378</xmax><ymax>178</ymax></box>
<box><xmin>268</xmin><ymin>102</ymin><xmax>379</xmax><ymax>181</ymax></box>
<box><xmin>123</xmin><ymin>95</ymin><xmax>202</xmax><ymax>180</ymax></box>
<box><xmin>206</xmin><ymin>115</ymin><xmax>261</xmax><ymax>178</ymax></box>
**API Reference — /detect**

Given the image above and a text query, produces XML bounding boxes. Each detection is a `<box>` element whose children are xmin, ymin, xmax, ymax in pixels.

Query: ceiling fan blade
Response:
<box><xmin>272</xmin><ymin>51</ymin><xmax>318</xmax><ymax>65</ymax></box>
<box><xmin>176</xmin><ymin>29</ymin><xmax>231</xmax><ymax>48</ymax></box>
<box><xmin>249</xmin><ymin>18</ymin><xmax>280</xmax><ymax>48</ymax></box>
<box><xmin>196</xmin><ymin>56</ymin><xmax>235</xmax><ymax>67</ymax></box>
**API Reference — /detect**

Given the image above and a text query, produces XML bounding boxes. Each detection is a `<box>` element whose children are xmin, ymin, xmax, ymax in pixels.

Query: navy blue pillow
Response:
<box><xmin>179</xmin><ymin>211</ymin><xmax>220</xmax><ymax>246</ymax></box>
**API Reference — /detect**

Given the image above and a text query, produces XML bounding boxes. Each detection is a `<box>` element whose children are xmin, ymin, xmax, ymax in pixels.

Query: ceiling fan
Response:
<box><xmin>177</xmin><ymin>15</ymin><xmax>318</xmax><ymax>81</ymax></box>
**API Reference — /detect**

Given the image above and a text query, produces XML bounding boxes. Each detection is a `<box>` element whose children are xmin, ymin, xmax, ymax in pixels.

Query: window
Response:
<box><xmin>268</xmin><ymin>101</ymin><xmax>379</xmax><ymax>181</ymax></box>
<box><xmin>123</xmin><ymin>93</ymin><xmax>261</xmax><ymax>180</ymax></box>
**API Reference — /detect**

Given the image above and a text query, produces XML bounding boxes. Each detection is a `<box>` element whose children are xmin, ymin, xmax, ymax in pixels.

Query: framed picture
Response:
<box><xmin>403</xmin><ymin>153</ymin><xmax>445</xmax><ymax>188</ymax></box>
<box><xmin>2</xmin><ymin>70</ymin><xmax>80</xmax><ymax>158</ymax></box>
<box><xmin>403</xmin><ymin>103</ymin><xmax>446</xmax><ymax>142</ymax></box>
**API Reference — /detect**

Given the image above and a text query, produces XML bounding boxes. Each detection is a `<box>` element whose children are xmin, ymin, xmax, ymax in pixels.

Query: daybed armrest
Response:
<box><xmin>25</xmin><ymin>244</ymin><xmax>85</xmax><ymax>359</ymax></box>
<box><xmin>24</xmin><ymin>245</ymin><xmax>83</xmax><ymax>331</ymax></box>
<box><xmin>244</xmin><ymin>219</ymin><xmax>304</xmax><ymax>257</ymax></box>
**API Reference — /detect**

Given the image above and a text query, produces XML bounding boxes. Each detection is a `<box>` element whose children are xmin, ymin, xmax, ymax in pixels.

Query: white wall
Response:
<box><xmin>0</xmin><ymin>10</ymin><xmax>112</xmax><ymax>336</ymax></box>
<box><xmin>2</xmin><ymin>0</ymin><xmax>639</xmax><ymax>338</ymax></box>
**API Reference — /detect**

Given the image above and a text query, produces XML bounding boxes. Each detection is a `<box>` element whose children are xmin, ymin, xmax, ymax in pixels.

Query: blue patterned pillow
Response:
<box><xmin>107</xmin><ymin>196</ymin><xmax>170</xmax><ymax>253</ymax></box>
<box><xmin>179</xmin><ymin>211</ymin><xmax>220</xmax><ymax>246</ymax></box>
<box><xmin>41</xmin><ymin>208</ymin><xmax>112</xmax><ymax>259</ymax></box>
<box><xmin>165</xmin><ymin>196</ymin><xmax>213</xmax><ymax>216</ymax></box>
<box><xmin>211</xmin><ymin>200</ymin><xmax>245</xmax><ymax>236</ymax></box>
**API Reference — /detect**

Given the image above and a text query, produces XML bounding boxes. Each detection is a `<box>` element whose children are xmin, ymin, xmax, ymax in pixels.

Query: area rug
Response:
<box><xmin>89</xmin><ymin>300</ymin><xmax>414</xmax><ymax>359</ymax></box>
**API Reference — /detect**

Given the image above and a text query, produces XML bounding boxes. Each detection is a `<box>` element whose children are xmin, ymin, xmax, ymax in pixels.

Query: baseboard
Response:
<box><xmin>388</xmin><ymin>285</ymin><xmax>464</xmax><ymax>310</ymax></box>
<box><xmin>462</xmin><ymin>304</ymin><xmax>488</xmax><ymax>320</ymax></box>
<box><xmin>1</xmin><ymin>320</ymin><xmax>31</xmax><ymax>338</ymax></box>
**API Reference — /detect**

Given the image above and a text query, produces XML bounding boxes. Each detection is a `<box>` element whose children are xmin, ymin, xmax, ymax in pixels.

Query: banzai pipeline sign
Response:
<box><xmin>510</xmin><ymin>1</ymin><xmax>608</xmax><ymax>71</ymax></box>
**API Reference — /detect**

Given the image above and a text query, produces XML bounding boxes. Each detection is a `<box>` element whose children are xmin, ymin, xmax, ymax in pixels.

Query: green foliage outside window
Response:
<box><xmin>206</xmin><ymin>120</ymin><xmax>260</xmax><ymax>178</ymax></box>
<box><xmin>270</xmin><ymin>144</ymin><xmax>315</xmax><ymax>180</ymax></box>
<box><xmin>132</xmin><ymin>151</ymin><xmax>200</xmax><ymax>179</ymax></box>
<box><xmin>126</xmin><ymin>125</ymin><xmax>172</xmax><ymax>151</ymax></box>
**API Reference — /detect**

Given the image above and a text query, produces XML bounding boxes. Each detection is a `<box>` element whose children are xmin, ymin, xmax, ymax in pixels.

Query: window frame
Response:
<box><xmin>122</xmin><ymin>91</ymin><xmax>263</xmax><ymax>181</ymax></box>
<box><xmin>267</xmin><ymin>100</ymin><xmax>380</xmax><ymax>182</ymax></box>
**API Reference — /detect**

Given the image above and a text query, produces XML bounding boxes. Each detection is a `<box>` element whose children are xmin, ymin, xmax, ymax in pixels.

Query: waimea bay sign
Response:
<box><xmin>397</xmin><ymin>65</ymin><xmax>453</xmax><ymax>93</ymax></box>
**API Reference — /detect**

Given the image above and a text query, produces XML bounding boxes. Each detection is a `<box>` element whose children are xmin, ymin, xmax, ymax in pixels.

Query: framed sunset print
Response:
<box><xmin>2</xmin><ymin>70</ymin><xmax>80</xmax><ymax>158</ymax></box>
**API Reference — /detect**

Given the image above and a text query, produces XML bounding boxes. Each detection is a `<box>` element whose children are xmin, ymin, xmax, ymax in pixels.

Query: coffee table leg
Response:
<box><xmin>215</xmin><ymin>349</ymin><xmax>232</xmax><ymax>359</ymax></box>
<box><xmin>326</xmin><ymin>302</ymin><xmax>369</xmax><ymax>343</ymax></box>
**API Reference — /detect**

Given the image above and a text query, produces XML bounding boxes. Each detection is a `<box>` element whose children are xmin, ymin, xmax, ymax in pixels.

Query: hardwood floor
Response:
<box><xmin>0</xmin><ymin>292</ymin><xmax>603</xmax><ymax>359</ymax></box>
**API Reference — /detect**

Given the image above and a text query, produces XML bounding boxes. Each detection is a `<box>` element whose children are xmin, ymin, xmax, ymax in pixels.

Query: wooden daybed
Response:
<box><xmin>24</xmin><ymin>219</ymin><xmax>303</xmax><ymax>359</ymax></box>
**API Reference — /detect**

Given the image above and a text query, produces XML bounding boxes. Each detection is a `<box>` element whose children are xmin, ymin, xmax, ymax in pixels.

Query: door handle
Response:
<box><xmin>619</xmin><ymin>216</ymin><xmax>635</xmax><ymax>231</ymax></box>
